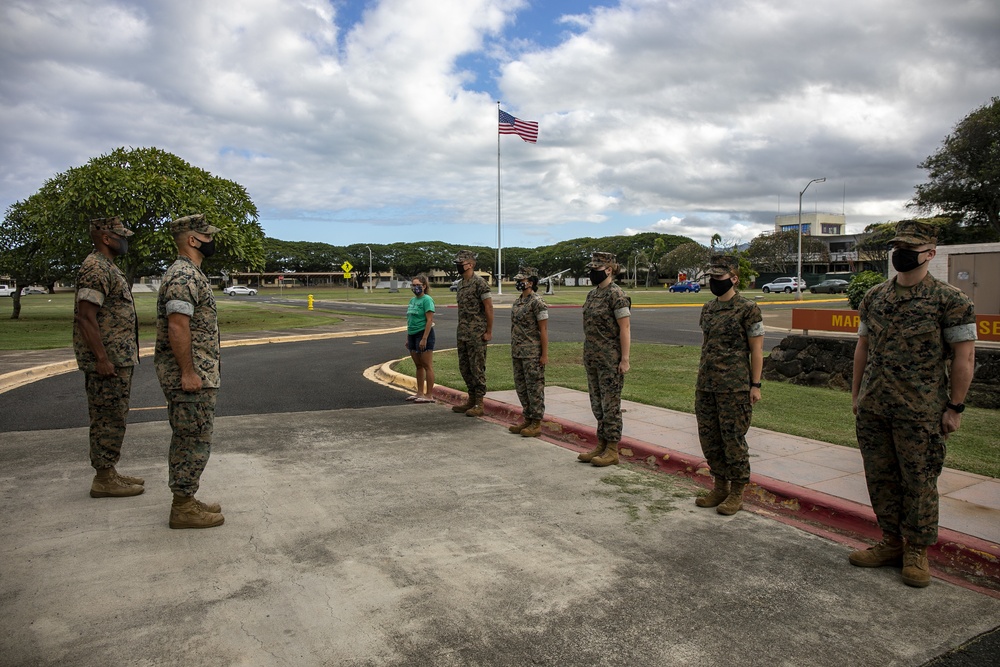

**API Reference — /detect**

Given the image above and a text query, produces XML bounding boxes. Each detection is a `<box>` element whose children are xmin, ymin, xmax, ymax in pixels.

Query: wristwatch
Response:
<box><xmin>750</xmin><ymin>381</ymin><xmax>762</xmax><ymax>389</ymax></box>
<box><xmin>946</xmin><ymin>402</ymin><xmax>965</xmax><ymax>413</ymax></box>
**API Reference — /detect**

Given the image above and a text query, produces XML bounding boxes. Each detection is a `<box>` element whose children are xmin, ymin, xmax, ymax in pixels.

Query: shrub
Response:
<box><xmin>846</xmin><ymin>271</ymin><xmax>886</xmax><ymax>309</ymax></box>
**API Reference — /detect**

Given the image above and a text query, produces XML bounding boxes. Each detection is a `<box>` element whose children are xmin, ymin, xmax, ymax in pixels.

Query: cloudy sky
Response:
<box><xmin>2</xmin><ymin>0</ymin><xmax>998</xmax><ymax>250</ymax></box>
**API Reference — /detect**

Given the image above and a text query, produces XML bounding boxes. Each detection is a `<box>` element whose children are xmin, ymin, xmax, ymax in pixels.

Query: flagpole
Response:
<box><xmin>496</xmin><ymin>101</ymin><xmax>502</xmax><ymax>295</ymax></box>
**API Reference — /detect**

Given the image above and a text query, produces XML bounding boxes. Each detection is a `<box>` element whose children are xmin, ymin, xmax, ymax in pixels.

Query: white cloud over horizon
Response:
<box><xmin>1</xmin><ymin>0</ymin><xmax>998</xmax><ymax>250</ymax></box>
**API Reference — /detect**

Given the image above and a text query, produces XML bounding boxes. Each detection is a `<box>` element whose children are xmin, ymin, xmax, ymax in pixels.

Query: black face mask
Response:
<box><xmin>891</xmin><ymin>247</ymin><xmax>928</xmax><ymax>273</ymax></box>
<box><xmin>515</xmin><ymin>280</ymin><xmax>527</xmax><ymax>292</ymax></box>
<box><xmin>589</xmin><ymin>269</ymin><xmax>608</xmax><ymax>286</ymax></box>
<box><xmin>709</xmin><ymin>277</ymin><xmax>734</xmax><ymax>297</ymax></box>
<box><xmin>110</xmin><ymin>235</ymin><xmax>128</xmax><ymax>257</ymax></box>
<box><xmin>455</xmin><ymin>263</ymin><xmax>467</xmax><ymax>273</ymax></box>
<box><xmin>196</xmin><ymin>237</ymin><xmax>216</xmax><ymax>258</ymax></box>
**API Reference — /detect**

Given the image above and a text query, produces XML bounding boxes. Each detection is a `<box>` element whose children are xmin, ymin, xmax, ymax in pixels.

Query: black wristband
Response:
<box><xmin>750</xmin><ymin>382</ymin><xmax>762</xmax><ymax>388</ymax></box>
<box><xmin>946</xmin><ymin>402</ymin><xmax>965</xmax><ymax>413</ymax></box>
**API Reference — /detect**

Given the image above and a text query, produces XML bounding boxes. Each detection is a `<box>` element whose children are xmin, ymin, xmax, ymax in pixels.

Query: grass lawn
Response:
<box><xmin>393</xmin><ymin>342</ymin><xmax>1000</xmax><ymax>479</ymax></box>
<box><xmin>0</xmin><ymin>292</ymin><xmax>355</xmax><ymax>350</ymax></box>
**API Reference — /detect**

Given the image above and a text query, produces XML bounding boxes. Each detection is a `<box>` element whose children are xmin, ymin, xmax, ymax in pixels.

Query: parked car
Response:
<box><xmin>668</xmin><ymin>280</ymin><xmax>701</xmax><ymax>293</ymax></box>
<box><xmin>0</xmin><ymin>285</ymin><xmax>15</xmax><ymax>297</ymax></box>
<box><xmin>810</xmin><ymin>279</ymin><xmax>849</xmax><ymax>294</ymax></box>
<box><xmin>760</xmin><ymin>277</ymin><xmax>807</xmax><ymax>293</ymax></box>
<box><xmin>223</xmin><ymin>285</ymin><xmax>258</xmax><ymax>296</ymax></box>
<box><xmin>20</xmin><ymin>286</ymin><xmax>46</xmax><ymax>295</ymax></box>
<box><xmin>449</xmin><ymin>279</ymin><xmax>461</xmax><ymax>291</ymax></box>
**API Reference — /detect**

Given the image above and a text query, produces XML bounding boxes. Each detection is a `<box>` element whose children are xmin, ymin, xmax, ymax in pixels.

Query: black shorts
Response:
<box><xmin>408</xmin><ymin>328</ymin><xmax>435</xmax><ymax>351</ymax></box>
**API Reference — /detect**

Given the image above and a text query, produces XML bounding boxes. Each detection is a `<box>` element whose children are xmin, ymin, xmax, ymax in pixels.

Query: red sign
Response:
<box><xmin>278</xmin><ymin>276</ymin><xmax>284</xmax><ymax>282</ymax></box>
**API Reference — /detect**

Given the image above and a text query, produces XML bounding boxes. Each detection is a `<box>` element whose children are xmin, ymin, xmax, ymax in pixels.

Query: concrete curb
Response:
<box><xmin>368</xmin><ymin>359</ymin><xmax>1000</xmax><ymax>596</ymax></box>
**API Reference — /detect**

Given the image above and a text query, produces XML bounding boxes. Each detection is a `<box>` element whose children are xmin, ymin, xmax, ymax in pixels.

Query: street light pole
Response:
<box><xmin>796</xmin><ymin>177</ymin><xmax>826</xmax><ymax>300</ymax></box>
<box><xmin>365</xmin><ymin>245</ymin><xmax>372</xmax><ymax>293</ymax></box>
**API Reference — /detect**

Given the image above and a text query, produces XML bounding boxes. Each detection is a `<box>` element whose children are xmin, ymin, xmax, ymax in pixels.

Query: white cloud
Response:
<box><xmin>1</xmin><ymin>0</ymin><xmax>997</xmax><ymax>248</ymax></box>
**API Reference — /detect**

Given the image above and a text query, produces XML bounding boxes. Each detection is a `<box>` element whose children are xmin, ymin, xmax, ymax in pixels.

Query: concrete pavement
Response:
<box><xmin>3</xmin><ymin>407</ymin><xmax>1000</xmax><ymax>666</ymax></box>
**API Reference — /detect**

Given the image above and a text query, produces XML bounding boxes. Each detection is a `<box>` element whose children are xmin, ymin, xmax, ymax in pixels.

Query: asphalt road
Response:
<box><xmin>0</xmin><ymin>298</ymin><xmax>795</xmax><ymax>433</ymax></box>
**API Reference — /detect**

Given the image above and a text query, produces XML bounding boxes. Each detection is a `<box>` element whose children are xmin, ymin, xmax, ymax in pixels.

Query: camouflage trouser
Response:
<box><xmin>457</xmin><ymin>338</ymin><xmax>488</xmax><ymax>400</ymax></box>
<box><xmin>585</xmin><ymin>360</ymin><xmax>624</xmax><ymax>443</ymax></box>
<box><xmin>695</xmin><ymin>390</ymin><xmax>752</xmax><ymax>483</ymax></box>
<box><xmin>856</xmin><ymin>411</ymin><xmax>945</xmax><ymax>546</ymax></box>
<box><xmin>165</xmin><ymin>388</ymin><xmax>218</xmax><ymax>498</ymax></box>
<box><xmin>84</xmin><ymin>366</ymin><xmax>134</xmax><ymax>469</ymax></box>
<box><xmin>512</xmin><ymin>357</ymin><xmax>545</xmax><ymax>420</ymax></box>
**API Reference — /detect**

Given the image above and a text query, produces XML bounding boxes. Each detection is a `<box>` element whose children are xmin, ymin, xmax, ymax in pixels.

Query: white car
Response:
<box><xmin>0</xmin><ymin>285</ymin><xmax>14</xmax><ymax>297</ymax></box>
<box><xmin>223</xmin><ymin>285</ymin><xmax>258</xmax><ymax>296</ymax></box>
<box><xmin>760</xmin><ymin>277</ymin><xmax>807</xmax><ymax>293</ymax></box>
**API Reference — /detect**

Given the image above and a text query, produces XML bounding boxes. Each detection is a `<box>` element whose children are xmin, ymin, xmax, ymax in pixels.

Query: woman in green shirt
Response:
<box><xmin>405</xmin><ymin>274</ymin><xmax>436</xmax><ymax>403</ymax></box>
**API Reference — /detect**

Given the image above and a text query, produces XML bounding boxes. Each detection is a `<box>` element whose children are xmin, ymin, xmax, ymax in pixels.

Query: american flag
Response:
<box><xmin>499</xmin><ymin>109</ymin><xmax>538</xmax><ymax>143</ymax></box>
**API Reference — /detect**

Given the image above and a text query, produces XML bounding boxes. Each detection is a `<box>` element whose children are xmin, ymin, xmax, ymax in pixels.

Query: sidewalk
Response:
<box><xmin>374</xmin><ymin>364</ymin><xmax>1000</xmax><ymax>594</ymax></box>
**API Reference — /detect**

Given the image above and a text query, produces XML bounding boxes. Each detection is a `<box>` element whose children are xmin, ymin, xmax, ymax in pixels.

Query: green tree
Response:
<box><xmin>658</xmin><ymin>242</ymin><xmax>710</xmax><ymax>280</ymax></box>
<box><xmin>846</xmin><ymin>271</ymin><xmax>886</xmax><ymax>310</ymax></box>
<box><xmin>910</xmin><ymin>97</ymin><xmax>1000</xmax><ymax>238</ymax></box>
<box><xmin>1</xmin><ymin>147</ymin><xmax>264</xmax><ymax>303</ymax></box>
<box><xmin>746</xmin><ymin>231</ymin><xmax>827</xmax><ymax>273</ymax></box>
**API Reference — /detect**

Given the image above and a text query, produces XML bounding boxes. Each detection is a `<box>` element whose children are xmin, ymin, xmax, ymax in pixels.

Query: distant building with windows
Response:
<box><xmin>756</xmin><ymin>212</ymin><xmax>884</xmax><ymax>286</ymax></box>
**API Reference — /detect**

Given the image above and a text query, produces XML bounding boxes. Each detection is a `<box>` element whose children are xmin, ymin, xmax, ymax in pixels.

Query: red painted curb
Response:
<box><xmin>431</xmin><ymin>388</ymin><xmax>1000</xmax><ymax>596</ymax></box>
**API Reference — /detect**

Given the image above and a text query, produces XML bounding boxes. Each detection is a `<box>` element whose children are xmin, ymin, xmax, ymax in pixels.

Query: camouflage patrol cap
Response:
<box><xmin>889</xmin><ymin>220</ymin><xmax>938</xmax><ymax>247</ymax></box>
<box><xmin>586</xmin><ymin>252</ymin><xmax>617</xmax><ymax>269</ymax></box>
<box><xmin>89</xmin><ymin>216</ymin><xmax>133</xmax><ymax>237</ymax></box>
<box><xmin>706</xmin><ymin>255</ymin><xmax>739</xmax><ymax>277</ymax></box>
<box><xmin>454</xmin><ymin>250</ymin><xmax>477</xmax><ymax>263</ymax></box>
<box><xmin>513</xmin><ymin>266</ymin><xmax>539</xmax><ymax>280</ymax></box>
<box><xmin>170</xmin><ymin>214</ymin><xmax>220</xmax><ymax>236</ymax></box>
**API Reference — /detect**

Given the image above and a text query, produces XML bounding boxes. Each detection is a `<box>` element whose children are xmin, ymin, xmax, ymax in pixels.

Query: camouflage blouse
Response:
<box><xmin>696</xmin><ymin>293</ymin><xmax>764</xmax><ymax>393</ymax></box>
<box><xmin>510</xmin><ymin>292</ymin><xmax>549</xmax><ymax>358</ymax></box>
<box><xmin>455</xmin><ymin>274</ymin><xmax>492</xmax><ymax>342</ymax></box>
<box><xmin>583</xmin><ymin>282</ymin><xmax>631</xmax><ymax>367</ymax></box>
<box><xmin>73</xmin><ymin>251</ymin><xmax>139</xmax><ymax>371</ymax></box>
<box><xmin>857</xmin><ymin>274</ymin><xmax>976</xmax><ymax>421</ymax></box>
<box><xmin>154</xmin><ymin>256</ymin><xmax>220</xmax><ymax>390</ymax></box>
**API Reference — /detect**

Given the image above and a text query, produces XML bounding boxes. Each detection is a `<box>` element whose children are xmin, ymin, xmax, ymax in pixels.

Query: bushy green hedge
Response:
<box><xmin>846</xmin><ymin>271</ymin><xmax>886</xmax><ymax>309</ymax></box>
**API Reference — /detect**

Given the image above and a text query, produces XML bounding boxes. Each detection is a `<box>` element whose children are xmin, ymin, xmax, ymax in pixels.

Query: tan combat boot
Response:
<box><xmin>848</xmin><ymin>534</ymin><xmax>904</xmax><ymax>568</ymax></box>
<box><xmin>90</xmin><ymin>467</ymin><xmax>144</xmax><ymax>498</ymax></box>
<box><xmin>578</xmin><ymin>439</ymin><xmax>607</xmax><ymax>463</ymax></box>
<box><xmin>112</xmin><ymin>467</ymin><xmax>145</xmax><ymax>486</ymax></box>
<box><xmin>901</xmin><ymin>544</ymin><xmax>931</xmax><ymax>587</ymax></box>
<box><xmin>509</xmin><ymin>420</ymin><xmax>529</xmax><ymax>434</ymax></box>
<box><xmin>696</xmin><ymin>478</ymin><xmax>730</xmax><ymax>508</ymax></box>
<box><xmin>591</xmin><ymin>441</ymin><xmax>619</xmax><ymax>467</ymax></box>
<box><xmin>465</xmin><ymin>398</ymin><xmax>484</xmax><ymax>417</ymax></box>
<box><xmin>169</xmin><ymin>495</ymin><xmax>225</xmax><ymax>529</ymax></box>
<box><xmin>520</xmin><ymin>420</ymin><xmax>542</xmax><ymax>438</ymax></box>
<box><xmin>452</xmin><ymin>395</ymin><xmax>474</xmax><ymax>413</ymax></box>
<box><xmin>194</xmin><ymin>498</ymin><xmax>222</xmax><ymax>513</ymax></box>
<box><xmin>717</xmin><ymin>481</ymin><xmax>746</xmax><ymax>515</ymax></box>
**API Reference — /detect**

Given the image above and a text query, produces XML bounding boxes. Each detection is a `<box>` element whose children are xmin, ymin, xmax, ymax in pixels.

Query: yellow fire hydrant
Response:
<box><xmin>308</xmin><ymin>294</ymin><xmax>314</xmax><ymax>311</ymax></box>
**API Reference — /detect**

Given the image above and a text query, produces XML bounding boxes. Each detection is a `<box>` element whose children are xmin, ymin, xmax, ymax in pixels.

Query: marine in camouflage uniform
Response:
<box><xmin>694</xmin><ymin>255</ymin><xmax>764</xmax><ymax>515</ymax></box>
<box><xmin>73</xmin><ymin>216</ymin><xmax>144</xmax><ymax>498</ymax></box>
<box><xmin>850</xmin><ymin>220</ymin><xmax>977</xmax><ymax>587</ymax></box>
<box><xmin>578</xmin><ymin>252</ymin><xmax>631</xmax><ymax>466</ymax></box>
<box><xmin>155</xmin><ymin>214</ymin><xmax>225</xmax><ymax>529</ymax></box>
<box><xmin>509</xmin><ymin>266</ymin><xmax>549</xmax><ymax>437</ymax></box>
<box><xmin>452</xmin><ymin>250</ymin><xmax>494</xmax><ymax>416</ymax></box>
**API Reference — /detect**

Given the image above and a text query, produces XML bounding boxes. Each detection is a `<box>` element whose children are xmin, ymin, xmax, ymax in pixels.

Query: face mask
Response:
<box><xmin>589</xmin><ymin>269</ymin><xmax>608</xmax><ymax>286</ymax></box>
<box><xmin>196</xmin><ymin>237</ymin><xmax>216</xmax><ymax>258</ymax></box>
<box><xmin>411</xmin><ymin>285</ymin><xmax>423</xmax><ymax>295</ymax></box>
<box><xmin>515</xmin><ymin>280</ymin><xmax>527</xmax><ymax>292</ymax></box>
<box><xmin>891</xmin><ymin>247</ymin><xmax>928</xmax><ymax>273</ymax></box>
<box><xmin>709</xmin><ymin>277</ymin><xmax>735</xmax><ymax>297</ymax></box>
<box><xmin>455</xmin><ymin>263</ymin><xmax>467</xmax><ymax>273</ymax></box>
<box><xmin>110</xmin><ymin>235</ymin><xmax>128</xmax><ymax>257</ymax></box>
